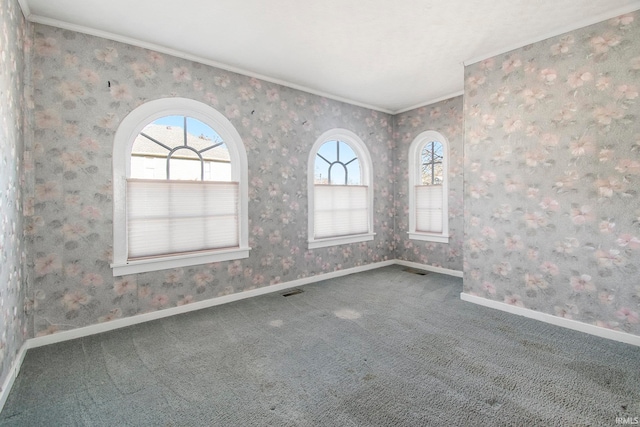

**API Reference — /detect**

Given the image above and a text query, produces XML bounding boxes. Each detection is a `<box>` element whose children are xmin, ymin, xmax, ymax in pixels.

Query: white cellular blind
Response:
<box><xmin>314</xmin><ymin>185</ymin><xmax>368</xmax><ymax>239</ymax></box>
<box><xmin>416</xmin><ymin>185</ymin><xmax>443</xmax><ymax>233</ymax></box>
<box><xmin>127</xmin><ymin>179</ymin><xmax>239</xmax><ymax>259</ymax></box>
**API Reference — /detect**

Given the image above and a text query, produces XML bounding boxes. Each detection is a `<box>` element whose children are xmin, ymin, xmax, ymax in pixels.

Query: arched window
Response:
<box><xmin>308</xmin><ymin>129</ymin><xmax>374</xmax><ymax>249</ymax></box>
<box><xmin>112</xmin><ymin>98</ymin><xmax>249</xmax><ymax>276</ymax></box>
<box><xmin>408</xmin><ymin>131</ymin><xmax>450</xmax><ymax>243</ymax></box>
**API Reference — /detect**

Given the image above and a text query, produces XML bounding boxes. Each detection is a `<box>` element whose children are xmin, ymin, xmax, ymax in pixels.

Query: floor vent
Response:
<box><xmin>282</xmin><ymin>289</ymin><xmax>304</xmax><ymax>297</ymax></box>
<box><xmin>403</xmin><ymin>268</ymin><xmax>429</xmax><ymax>276</ymax></box>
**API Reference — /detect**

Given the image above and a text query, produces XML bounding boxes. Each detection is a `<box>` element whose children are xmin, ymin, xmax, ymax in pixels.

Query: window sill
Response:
<box><xmin>111</xmin><ymin>247</ymin><xmax>251</xmax><ymax>276</ymax></box>
<box><xmin>408</xmin><ymin>232</ymin><xmax>449</xmax><ymax>244</ymax></box>
<box><xmin>308</xmin><ymin>233</ymin><xmax>375</xmax><ymax>249</ymax></box>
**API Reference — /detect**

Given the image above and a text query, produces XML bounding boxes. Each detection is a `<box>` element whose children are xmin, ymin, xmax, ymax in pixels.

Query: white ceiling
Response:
<box><xmin>20</xmin><ymin>0</ymin><xmax>640</xmax><ymax>113</ymax></box>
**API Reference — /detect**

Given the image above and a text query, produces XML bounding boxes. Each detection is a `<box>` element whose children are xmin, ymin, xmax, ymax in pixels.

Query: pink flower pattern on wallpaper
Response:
<box><xmin>393</xmin><ymin>97</ymin><xmax>464</xmax><ymax>270</ymax></box>
<box><xmin>27</xmin><ymin>25</ymin><xmax>396</xmax><ymax>336</ymax></box>
<box><xmin>464</xmin><ymin>12</ymin><xmax>640</xmax><ymax>335</ymax></box>
<box><xmin>0</xmin><ymin>0</ymin><xmax>29</xmax><ymax>392</ymax></box>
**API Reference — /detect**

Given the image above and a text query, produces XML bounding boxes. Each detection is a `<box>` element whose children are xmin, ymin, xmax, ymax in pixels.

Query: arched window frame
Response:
<box><xmin>408</xmin><ymin>130</ymin><xmax>450</xmax><ymax>243</ymax></box>
<box><xmin>111</xmin><ymin>98</ymin><xmax>250</xmax><ymax>276</ymax></box>
<box><xmin>307</xmin><ymin>128</ymin><xmax>375</xmax><ymax>249</ymax></box>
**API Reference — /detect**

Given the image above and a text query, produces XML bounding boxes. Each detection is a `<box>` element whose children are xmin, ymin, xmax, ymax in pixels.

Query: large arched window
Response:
<box><xmin>112</xmin><ymin>98</ymin><xmax>249</xmax><ymax>276</ymax></box>
<box><xmin>308</xmin><ymin>129</ymin><xmax>374</xmax><ymax>249</ymax></box>
<box><xmin>408</xmin><ymin>130</ymin><xmax>450</xmax><ymax>243</ymax></box>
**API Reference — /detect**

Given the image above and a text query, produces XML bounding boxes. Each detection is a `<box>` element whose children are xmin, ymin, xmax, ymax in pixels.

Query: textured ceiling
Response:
<box><xmin>20</xmin><ymin>0</ymin><xmax>640</xmax><ymax>113</ymax></box>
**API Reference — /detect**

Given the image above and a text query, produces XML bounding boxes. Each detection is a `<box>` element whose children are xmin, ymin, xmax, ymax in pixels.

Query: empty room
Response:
<box><xmin>1</xmin><ymin>0</ymin><xmax>639</xmax><ymax>425</ymax></box>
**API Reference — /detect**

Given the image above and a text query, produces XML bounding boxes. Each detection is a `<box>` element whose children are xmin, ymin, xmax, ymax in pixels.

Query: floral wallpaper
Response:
<box><xmin>393</xmin><ymin>97</ymin><xmax>464</xmax><ymax>271</ymax></box>
<box><xmin>464</xmin><ymin>11</ymin><xmax>640</xmax><ymax>336</ymax></box>
<box><xmin>26</xmin><ymin>25</ymin><xmax>396</xmax><ymax>336</ymax></box>
<box><xmin>6</xmin><ymin>7</ymin><xmax>637</xmax><ymax>343</ymax></box>
<box><xmin>0</xmin><ymin>0</ymin><xmax>29</xmax><ymax>389</ymax></box>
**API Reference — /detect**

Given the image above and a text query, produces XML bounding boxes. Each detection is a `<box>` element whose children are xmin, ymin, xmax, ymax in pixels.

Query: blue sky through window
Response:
<box><xmin>152</xmin><ymin>115</ymin><xmax>223</xmax><ymax>143</ymax></box>
<box><xmin>315</xmin><ymin>140</ymin><xmax>360</xmax><ymax>185</ymax></box>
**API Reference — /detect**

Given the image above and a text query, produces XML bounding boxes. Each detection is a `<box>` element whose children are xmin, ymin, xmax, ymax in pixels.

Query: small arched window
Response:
<box><xmin>112</xmin><ymin>98</ymin><xmax>249</xmax><ymax>276</ymax></box>
<box><xmin>408</xmin><ymin>131</ymin><xmax>450</xmax><ymax>243</ymax></box>
<box><xmin>308</xmin><ymin>129</ymin><xmax>374</xmax><ymax>249</ymax></box>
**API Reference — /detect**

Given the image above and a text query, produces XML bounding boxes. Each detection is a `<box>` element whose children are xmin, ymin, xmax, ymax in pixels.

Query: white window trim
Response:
<box><xmin>111</xmin><ymin>97</ymin><xmax>250</xmax><ymax>276</ymax></box>
<box><xmin>408</xmin><ymin>130</ymin><xmax>450</xmax><ymax>243</ymax></box>
<box><xmin>308</xmin><ymin>129</ymin><xmax>375</xmax><ymax>249</ymax></box>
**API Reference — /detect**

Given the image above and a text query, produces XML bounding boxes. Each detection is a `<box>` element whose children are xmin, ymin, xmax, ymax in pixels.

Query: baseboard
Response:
<box><xmin>394</xmin><ymin>259</ymin><xmax>463</xmax><ymax>278</ymax></box>
<box><xmin>0</xmin><ymin>259</ymin><xmax>460</xmax><ymax>412</ymax></box>
<box><xmin>460</xmin><ymin>292</ymin><xmax>640</xmax><ymax>347</ymax></box>
<box><xmin>27</xmin><ymin>260</ymin><xmax>396</xmax><ymax>349</ymax></box>
<box><xmin>0</xmin><ymin>342</ymin><xmax>28</xmax><ymax>412</ymax></box>
<box><xmin>7</xmin><ymin>263</ymin><xmax>638</xmax><ymax>414</ymax></box>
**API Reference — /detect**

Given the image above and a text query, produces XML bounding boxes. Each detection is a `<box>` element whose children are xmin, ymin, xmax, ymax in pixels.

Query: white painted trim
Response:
<box><xmin>460</xmin><ymin>293</ymin><xmax>640</xmax><ymax>348</ymax></box>
<box><xmin>24</xmin><ymin>15</ymin><xmax>395</xmax><ymax>115</ymax></box>
<box><xmin>394</xmin><ymin>259</ymin><xmax>463</xmax><ymax>278</ymax></box>
<box><xmin>111</xmin><ymin>248</ymin><xmax>250</xmax><ymax>276</ymax></box>
<box><xmin>112</xmin><ymin>98</ymin><xmax>249</xmax><ymax>276</ymax></box>
<box><xmin>0</xmin><ymin>342</ymin><xmax>28</xmax><ymax>412</ymax></box>
<box><xmin>464</xmin><ymin>3</ymin><xmax>640</xmax><ymax>66</ymax></box>
<box><xmin>408</xmin><ymin>131</ymin><xmax>450</xmax><ymax>240</ymax></box>
<box><xmin>408</xmin><ymin>232</ymin><xmax>450</xmax><ymax>244</ymax></box>
<box><xmin>28</xmin><ymin>261</ymin><xmax>395</xmax><ymax>349</ymax></box>
<box><xmin>394</xmin><ymin>91</ymin><xmax>464</xmax><ymax>115</ymax></box>
<box><xmin>307</xmin><ymin>129</ymin><xmax>374</xmax><ymax>249</ymax></box>
<box><xmin>308</xmin><ymin>233</ymin><xmax>375</xmax><ymax>249</ymax></box>
<box><xmin>16</xmin><ymin>0</ymin><xmax>31</xmax><ymax>19</ymax></box>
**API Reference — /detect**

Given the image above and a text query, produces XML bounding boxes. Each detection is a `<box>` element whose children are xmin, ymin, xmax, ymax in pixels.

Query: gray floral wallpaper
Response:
<box><xmin>0</xmin><ymin>0</ymin><xmax>29</xmax><ymax>390</ymax></box>
<box><xmin>464</xmin><ymin>11</ymin><xmax>640</xmax><ymax>335</ymax></box>
<box><xmin>26</xmin><ymin>25</ymin><xmax>396</xmax><ymax>337</ymax></box>
<box><xmin>394</xmin><ymin>97</ymin><xmax>464</xmax><ymax>271</ymax></box>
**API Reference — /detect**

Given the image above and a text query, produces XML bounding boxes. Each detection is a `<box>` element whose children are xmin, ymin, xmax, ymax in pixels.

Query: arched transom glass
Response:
<box><xmin>314</xmin><ymin>140</ymin><xmax>361</xmax><ymax>185</ymax></box>
<box><xmin>421</xmin><ymin>141</ymin><xmax>443</xmax><ymax>185</ymax></box>
<box><xmin>131</xmin><ymin>115</ymin><xmax>231</xmax><ymax>181</ymax></box>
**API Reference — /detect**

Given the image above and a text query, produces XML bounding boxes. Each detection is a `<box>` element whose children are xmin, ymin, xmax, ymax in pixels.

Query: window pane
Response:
<box><xmin>433</xmin><ymin>163</ymin><xmax>443</xmax><ymax>184</ymax></box>
<box><xmin>130</xmin><ymin>116</ymin><xmax>230</xmax><ymax>181</ymax></box>
<box><xmin>314</xmin><ymin>140</ymin><xmax>361</xmax><ymax>185</ymax></box>
<box><xmin>420</xmin><ymin>141</ymin><xmax>444</xmax><ymax>185</ymax></box>
<box><xmin>432</xmin><ymin>141</ymin><xmax>443</xmax><ymax>162</ymax></box>
<box><xmin>421</xmin><ymin>164</ymin><xmax>432</xmax><ymax>185</ymax></box>
<box><xmin>329</xmin><ymin>163</ymin><xmax>347</xmax><ymax>185</ymax></box>
<box><xmin>346</xmin><ymin>158</ymin><xmax>361</xmax><ymax>185</ymax></box>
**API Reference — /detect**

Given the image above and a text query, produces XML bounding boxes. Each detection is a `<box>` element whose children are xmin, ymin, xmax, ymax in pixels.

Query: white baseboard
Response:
<box><xmin>15</xmin><ymin>261</ymin><xmax>638</xmax><ymax>414</ymax></box>
<box><xmin>460</xmin><ymin>292</ymin><xmax>640</xmax><ymax>347</ymax></box>
<box><xmin>27</xmin><ymin>260</ymin><xmax>396</xmax><ymax>349</ymax></box>
<box><xmin>0</xmin><ymin>342</ymin><xmax>28</xmax><ymax>413</ymax></box>
<box><xmin>394</xmin><ymin>259</ymin><xmax>463</xmax><ymax>278</ymax></box>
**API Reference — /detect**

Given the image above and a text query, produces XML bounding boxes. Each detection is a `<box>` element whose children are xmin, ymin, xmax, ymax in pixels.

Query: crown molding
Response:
<box><xmin>464</xmin><ymin>3</ymin><xmax>640</xmax><ymax>66</ymax></box>
<box><xmin>25</xmin><ymin>14</ymin><xmax>396</xmax><ymax>115</ymax></box>
<box><xmin>16</xmin><ymin>0</ymin><xmax>31</xmax><ymax>19</ymax></box>
<box><xmin>394</xmin><ymin>90</ymin><xmax>464</xmax><ymax>114</ymax></box>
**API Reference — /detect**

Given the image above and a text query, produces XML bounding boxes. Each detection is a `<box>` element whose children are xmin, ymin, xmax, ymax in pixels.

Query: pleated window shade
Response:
<box><xmin>314</xmin><ymin>185</ymin><xmax>368</xmax><ymax>239</ymax></box>
<box><xmin>127</xmin><ymin>179</ymin><xmax>239</xmax><ymax>259</ymax></box>
<box><xmin>415</xmin><ymin>185</ymin><xmax>443</xmax><ymax>233</ymax></box>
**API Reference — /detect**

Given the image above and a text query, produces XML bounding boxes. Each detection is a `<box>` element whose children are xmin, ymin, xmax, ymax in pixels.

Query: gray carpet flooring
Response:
<box><xmin>1</xmin><ymin>265</ymin><xmax>639</xmax><ymax>426</ymax></box>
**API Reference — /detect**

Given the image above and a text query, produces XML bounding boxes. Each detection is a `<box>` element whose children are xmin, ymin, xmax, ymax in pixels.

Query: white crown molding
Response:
<box><xmin>24</xmin><ymin>14</ymin><xmax>396</xmax><ymax>115</ymax></box>
<box><xmin>461</xmin><ymin>292</ymin><xmax>640</xmax><ymax>348</ymax></box>
<box><xmin>16</xmin><ymin>0</ymin><xmax>31</xmax><ymax>19</ymax></box>
<box><xmin>464</xmin><ymin>3</ymin><xmax>640</xmax><ymax>66</ymax></box>
<box><xmin>394</xmin><ymin>91</ymin><xmax>464</xmax><ymax>115</ymax></box>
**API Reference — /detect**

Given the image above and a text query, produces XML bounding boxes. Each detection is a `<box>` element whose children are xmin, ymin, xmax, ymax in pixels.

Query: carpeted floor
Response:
<box><xmin>1</xmin><ymin>265</ymin><xmax>639</xmax><ymax>426</ymax></box>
